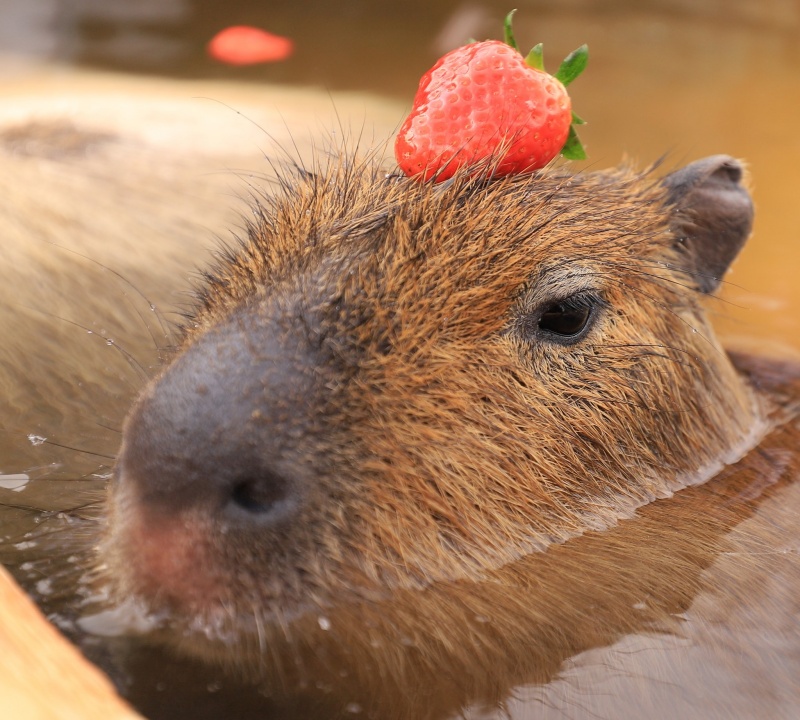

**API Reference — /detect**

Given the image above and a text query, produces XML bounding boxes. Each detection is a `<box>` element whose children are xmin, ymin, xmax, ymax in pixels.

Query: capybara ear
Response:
<box><xmin>662</xmin><ymin>155</ymin><xmax>754</xmax><ymax>293</ymax></box>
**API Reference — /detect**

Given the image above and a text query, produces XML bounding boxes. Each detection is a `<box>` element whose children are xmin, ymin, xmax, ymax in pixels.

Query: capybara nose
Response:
<box><xmin>114</xmin><ymin>305</ymin><xmax>318</xmax><ymax>529</ymax></box>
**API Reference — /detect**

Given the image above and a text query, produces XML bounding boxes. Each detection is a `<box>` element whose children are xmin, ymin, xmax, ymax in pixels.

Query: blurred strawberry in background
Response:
<box><xmin>208</xmin><ymin>25</ymin><xmax>293</xmax><ymax>65</ymax></box>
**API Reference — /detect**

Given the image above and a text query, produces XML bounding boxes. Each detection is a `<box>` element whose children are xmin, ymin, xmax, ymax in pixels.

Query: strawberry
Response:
<box><xmin>207</xmin><ymin>26</ymin><xmax>294</xmax><ymax>65</ymax></box>
<box><xmin>395</xmin><ymin>11</ymin><xmax>587</xmax><ymax>182</ymax></box>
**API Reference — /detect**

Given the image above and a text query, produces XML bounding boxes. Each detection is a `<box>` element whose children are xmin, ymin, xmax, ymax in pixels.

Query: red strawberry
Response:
<box><xmin>207</xmin><ymin>26</ymin><xmax>294</xmax><ymax>65</ymax></box>
<box><xmin>395</xmin><ymin>13</ymin><xmax>587</xmax><ymax>182</ymax></box>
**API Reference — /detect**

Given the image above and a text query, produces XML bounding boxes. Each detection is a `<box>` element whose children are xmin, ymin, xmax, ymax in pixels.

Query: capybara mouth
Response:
<box><xmin>103</xmin><ymin>153</ymin><xmax>763</xmax><ymax>668</ymax></box>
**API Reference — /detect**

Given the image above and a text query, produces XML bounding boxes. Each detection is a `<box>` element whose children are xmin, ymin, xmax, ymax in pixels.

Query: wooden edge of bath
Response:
<box><xmin>0</xmin><ymin>565</ymin><xmax>144</xmax><ymax>720</ymax></box>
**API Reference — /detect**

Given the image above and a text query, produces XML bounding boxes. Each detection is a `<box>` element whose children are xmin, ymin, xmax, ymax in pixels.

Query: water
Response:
<box><xmin>0</xmin><ymin>1</ymin><xmax>799</xmax><ymax>718</ymax></box>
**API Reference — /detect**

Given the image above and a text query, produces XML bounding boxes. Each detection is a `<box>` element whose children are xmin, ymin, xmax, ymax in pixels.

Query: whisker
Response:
<box><xmin>43</xmin><ymin>241</ymin><xmax>175</xmax><ymax>349</ymax></box>
<box><xmin>16</xmin><ymin>305</ymin><xmax>148</xmax><ymax>386</ymax></box>
<box><xmin>599</xmin><ymin>275</ymin><xmax>725</xmax><ymax>359</ymax></box>
<box><xmin>34</xmin><ymin>438</ymin><xmax>115</xmax><ymax>461</ymax></box>
<box><xmin>594</xmin><ymin>257</ymin><xmax>752</xmax><ymax>308</ymax></box>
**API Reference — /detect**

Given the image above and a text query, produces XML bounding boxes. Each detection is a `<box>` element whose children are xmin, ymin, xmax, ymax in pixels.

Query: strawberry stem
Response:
<box><xmin>561</xmin><ymin>126</ymin><xmax>587</xmax><ymax>160</ymax></box>
<box><xmin>555</xmin><ymin>45</ymin><xmax>588</xmax><ymax>86</ymax></box>
<box><xmin>525</xmin><ymin>43</ymin><xmax>544</xmax><ymax>71</ymax></box>
<box><xmin>503</xmin><ymin>10</ymin><xmax>519</xmax><ymax>51</ymax></box>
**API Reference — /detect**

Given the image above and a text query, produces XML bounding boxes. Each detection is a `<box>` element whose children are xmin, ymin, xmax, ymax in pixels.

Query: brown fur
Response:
<box><xmin>108</xmin><ymin>151</ymin><xmax>765</xmax><ymax>639</ymax></box>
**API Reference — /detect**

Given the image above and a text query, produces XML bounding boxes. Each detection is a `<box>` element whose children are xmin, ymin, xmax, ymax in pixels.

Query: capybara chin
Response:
<box><xmin>102</xmin><ymin>150</ymin><xmax>769</xmax><ymax>656</ymax></box>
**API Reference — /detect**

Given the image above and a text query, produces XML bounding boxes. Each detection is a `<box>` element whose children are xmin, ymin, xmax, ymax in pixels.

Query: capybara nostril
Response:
<box><xmin>226</xmin><ymin>472</ymin><xmax>294</xmax><ymax>519</ymax></box>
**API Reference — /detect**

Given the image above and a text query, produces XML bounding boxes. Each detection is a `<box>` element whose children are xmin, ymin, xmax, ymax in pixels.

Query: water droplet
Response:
<box><xmin>77</xmin><ymin>596</ymin><xmax>159</xmax><ymax>636</ymax></box>
<box><xmin>0</xmin><ymin>473</ymin><xmax>29</xmax><ymax>491</ymax></box>
<box><xmin>318</xmin><ymin>616</ymin><xmax>331</xmax><ymax>631</ymax></box>
<box><xmin>345</xmin><ymin>703</ymin><xmax>362</xmax><ymax>714</ymax></box>
<box><xmin>27</xmin><ymin>434</ymin><xmax>47</xmax><ymax>446</ymax></box>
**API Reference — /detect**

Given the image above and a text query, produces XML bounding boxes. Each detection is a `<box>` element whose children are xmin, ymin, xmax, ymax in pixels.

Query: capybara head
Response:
<box><xmin>104</xmin><ymin>152</ymin><xmax>761</xmax><ymax>658</ymax></box>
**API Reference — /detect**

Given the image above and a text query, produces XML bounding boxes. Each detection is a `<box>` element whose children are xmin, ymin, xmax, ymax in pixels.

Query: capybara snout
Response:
<box><xmin>118</xmin><ymin>300</ymin><xmax>321</xmax><ymax>528</ymax></box>
<box><xmin>106</xmin><ymin>152</ymin><xmax>761</xmax><ymax>647</ymax></box>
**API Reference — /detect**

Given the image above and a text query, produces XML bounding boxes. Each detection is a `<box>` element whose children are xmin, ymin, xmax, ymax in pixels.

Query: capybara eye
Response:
<box><xmin>536</xmin><ymin>295</ymin><xmax>596</xmax><ymax>342</ymax></box>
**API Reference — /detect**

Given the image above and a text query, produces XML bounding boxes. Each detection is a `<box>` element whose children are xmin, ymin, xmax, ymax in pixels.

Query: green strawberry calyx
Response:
<box><xmin>503</xmin><ymin>9</ymin><xmax>588</xmax><ymax>161</ymax></box>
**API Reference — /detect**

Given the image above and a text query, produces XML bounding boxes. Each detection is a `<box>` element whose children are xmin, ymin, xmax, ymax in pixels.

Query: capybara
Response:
<box><xmin>102</xmin><ymin>136</ymin><xmax>799</xmax><ymax>716</ymax></box>
<box><xmin>106</xmin><ymin>149</ymin><xmax>762</xmax><ymax>615</ymax></box>
<box><xmin>1</xmin><ymin>75</ymin><xmax>798</xmax><ymax>720</ymax></box>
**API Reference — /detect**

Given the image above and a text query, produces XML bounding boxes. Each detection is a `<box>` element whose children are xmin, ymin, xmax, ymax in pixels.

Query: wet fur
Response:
<box><xmin>109</xmin><ymin>153</ymin><xmax>761</xmax><ymax>628</ymax></box>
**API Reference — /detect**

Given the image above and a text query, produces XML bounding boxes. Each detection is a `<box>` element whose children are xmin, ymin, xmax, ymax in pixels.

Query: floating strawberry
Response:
<box><xmin>207</xmin><ymin>26</ymin><xmax>294</xmax><ymax>66</ymax></box>
<box><xmin>395</xmin><ymin>11</ymin><xmax>587</xmax><ymax>182</ymax></box>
